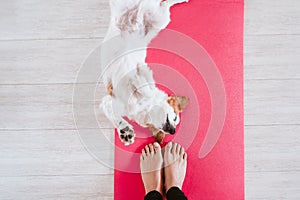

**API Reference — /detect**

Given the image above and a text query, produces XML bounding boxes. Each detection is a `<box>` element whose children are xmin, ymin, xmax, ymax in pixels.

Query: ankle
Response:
<box><xmin>166</xmin><ymin>185</ymin><xmax>182</xmax><ymax>193</ymax></box>
<box><xmin>146</xmin><ymin>186</ymin><xmax>162</xmax><ymax>196</ymax></box>
<box><xmin>165</xmin><ymin>173</ymin><xmax>183</xmax><ymax>192</ymax></box>
<box><xmin>144</xmin><ymin>177</ymin><xmax>162</xmax><ymax>195</ymax></box>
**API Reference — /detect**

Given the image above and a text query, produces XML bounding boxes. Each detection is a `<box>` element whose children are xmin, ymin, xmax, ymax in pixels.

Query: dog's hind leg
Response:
<box><xmin>100</xmin><ymin>95</ymin><xmax>136</xmax><ymax>145</ymax></box>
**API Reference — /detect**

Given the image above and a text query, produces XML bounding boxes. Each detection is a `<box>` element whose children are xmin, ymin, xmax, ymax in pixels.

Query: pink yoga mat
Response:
<box><xmin>114</xmin><ymin>0</ymin><xmax>244</xmax><ymax>199</ymax></box>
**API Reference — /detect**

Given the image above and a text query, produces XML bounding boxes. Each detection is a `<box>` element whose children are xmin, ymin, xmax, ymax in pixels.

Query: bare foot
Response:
<box><xmin>140</xmin><ymin>142</ymin><xmax>163</xmax><ymax>195</ymax></box>
<box><xmin>164</xmin><ymin>142</ymin><xmax>187</xmax><ymax>192</ymax></box>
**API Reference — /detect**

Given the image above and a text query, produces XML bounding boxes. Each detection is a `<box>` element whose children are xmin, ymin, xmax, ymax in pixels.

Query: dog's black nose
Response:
<box><xmin>163</xmin><ymin>123</ymin><xmax>176</xmax><ymax>135</ymax></box>
<box><xmin>169</xmin><ymin>127</ymin><xmax>176</xmax><ymax>135</ymax></box>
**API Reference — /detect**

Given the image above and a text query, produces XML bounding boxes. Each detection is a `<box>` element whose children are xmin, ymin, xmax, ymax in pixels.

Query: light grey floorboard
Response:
<box><xmin>245</xmin><ymin>79</ymin><xmax>300</xmax><ymax>126</ymax></box>
<box><xmin>244</xmin><ymin>34</ymin><xmax>300</xmax><ymax>80</ymax></box>
<box><xmin>246</xmin><ymin>171</ymin><xmax>300</xmax><ymax>200</ymax></box>
<box><xmin>0</xmin><ymin>39</ymin><xmax>102</xmax><ymax>84</ymax></box>
<box><xmin>0</xmin><ymin>83</ymin><xmax>113</xmax><ymax>130</ymax></box>
<box><xmin>0</xmin><ymin>0</ymin><xmax>110</xmax><ymax>40</ymax></box>
<box><xmin>0</xmin><ymin>175</ymin><xmax>113</xmax><ymax>200</ymax></box>
<box><xmin>245</xmin><ymin>0</ymin><xmax>300</xmax><ymax>35</ymax></box>
<box><xmin>0</xmin><ymin>130</ymin><xmax>114</xmax><ymax>176</ymax></box>
<box><xmin>245</xmin><ymin>125</ymin><xmax>300</xmax><ymax>172</ymax></box>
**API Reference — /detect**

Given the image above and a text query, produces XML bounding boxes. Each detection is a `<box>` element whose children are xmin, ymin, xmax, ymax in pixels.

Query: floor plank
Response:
<box><xmin>245</xmin><ymin>79</ymin><xmax>300</xmax><ymax>126</ymax></box>
<box><xmin>245</xmin><ymin>0</ymin><xmax>300</xmax><ymax>35</ymax></box>
<box><xmin>245</xmin><ymin>171</ymin><xmax>300</xmax><ymax>200</ymax></box>
<box><xmin>0</xmin><ymin>84</ymin><xmax>105</xmax><ymax>105</ymax></box>
<box><xmin>245</xmin><ymin>34</ymin><xmax>300</xmax><ymax>80</ymax></box>
<box><xmin>0</xmin><ymin>39</ymin><xmax>102</xmax><ymax>84</ymax></box>
<box><xmin>0</xmin><ymin>0</ymin><xmax>110</xmax><ymax>40</ymax></box>
<box><xmin>0</xmin><ymin>174</ymin><xmax>113</xmax><ymax>200</ymax></box>
<box><xmin>0</xmin><ymin>130</ymin><xmax>114</xmax><ymax>176</ymax></box>
<box><xmin>245</xmin><ymin>125</ymin><xmax>300</xmax><ymax>172</ymax></box>
<box><xmin>0</xmin><ymin>83</ymin><xmax>113</xmax><ymax>130</ymax></box>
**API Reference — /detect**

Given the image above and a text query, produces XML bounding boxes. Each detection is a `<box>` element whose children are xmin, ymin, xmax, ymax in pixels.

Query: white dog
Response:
<box><xmin>100</xmin><ymin>0</ymin><xmax>189</xmax><ymax>145</ymax></box>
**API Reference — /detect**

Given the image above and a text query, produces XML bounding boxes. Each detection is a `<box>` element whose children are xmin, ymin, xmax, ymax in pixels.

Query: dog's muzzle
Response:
<box><xmin>163</xmin><ymin>124</ymin><xmax>176</xmax><ymax>135</ymax></box>
<box><xmin>162</xmin><ymin>116</ymin><xmax>176</xmax><ymax>135</ymax></box>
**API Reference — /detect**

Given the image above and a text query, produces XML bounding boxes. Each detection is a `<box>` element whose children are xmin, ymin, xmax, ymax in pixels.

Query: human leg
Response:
<box><xmin>141</xmin><ymin>143</ymin><xmax>164</xmax><ymax>200</ymax></box>
<box><xmin>164</xmin><ymin>142</ymin><xmax>188</xmax><ymax>200</ymax></box>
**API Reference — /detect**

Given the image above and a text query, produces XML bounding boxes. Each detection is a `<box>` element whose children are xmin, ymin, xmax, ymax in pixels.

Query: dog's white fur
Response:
<box><xmin>100</xmin><ymin>0</ymin><xmax>188</xmax><ymax>145</ymax></box>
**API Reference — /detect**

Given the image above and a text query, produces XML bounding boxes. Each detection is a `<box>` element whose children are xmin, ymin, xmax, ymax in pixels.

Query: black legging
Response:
<box><xmin>144</xmin><ymin>187</ymin><xmax>188</xmax><ymax>200</ymax></box>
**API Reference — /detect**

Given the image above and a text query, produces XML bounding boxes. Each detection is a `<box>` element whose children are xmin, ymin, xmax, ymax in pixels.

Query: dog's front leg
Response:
<box><xmin>100</xmin><ymin>95</ymin><xmax>135</xmax><ymax>145</ymax></box>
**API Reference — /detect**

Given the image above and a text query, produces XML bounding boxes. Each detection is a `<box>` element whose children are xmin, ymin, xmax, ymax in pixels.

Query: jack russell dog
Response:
<box><xmin>100</xmin><ymin>0</ymin><xmax>189</xmax><ymax>145</ymax></box>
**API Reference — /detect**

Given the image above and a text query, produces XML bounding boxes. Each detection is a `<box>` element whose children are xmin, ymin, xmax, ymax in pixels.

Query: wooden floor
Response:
<box><xmin>0</xmin><ymin>0</ymin><xmax>299</xmax><ymax>199</ymax></box>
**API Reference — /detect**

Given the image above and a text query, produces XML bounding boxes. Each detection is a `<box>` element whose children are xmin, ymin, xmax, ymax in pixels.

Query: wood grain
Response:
<box><xmin>244</xmin><ymin>34</ymin><xmax>300</xmax><ymax>80</ymax></box>
<box><xmin>0</xmin><ymin>84</ymin><xmax>114</xmax><ymax>130</ymax></box>
<box><xmin>246</xmin><ymin>171</ymin><xmax>300</xmax><ymax>199</ymax></box>
<box><xmin>0</xmin><ymin>39</ymin><xmax>102</xmax><ymax>84</ymax></box>
<box><xmin>245</xmin><ymin>125</ymin><xmax>300</xmax><ymax>172</ymax></box>
<box><xmin>245</xmin><ymin>0</ymin><xmax>300</xmax><ymax>35</ymax></box>
<box><xmin>0</xmin><ymin>0</ymin><xmax>110</xmax><ymax>40</ymax></box>
<box><xmin>0</xmin><ymin>130</ymin><xmax>114</xmax><ymax>176</ymax></box>
<box><xmin>0</xmin><ymin>175</ymin><xmax>113</xmax><ymax>200</ymax></box>
<box><xmin>245</xmin><ymin>79</ymin><xmax>300</xmax><ymax>126</ymax></box>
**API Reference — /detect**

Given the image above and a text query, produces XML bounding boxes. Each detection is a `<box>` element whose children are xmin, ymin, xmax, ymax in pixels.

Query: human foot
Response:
<box><xmin>140</xmin><ymin>142</ymin><xmax>163</xmax><ymax>195</ymax></box>
<box><xmin>164</xmin><ymin>142</ymin><xmax>187</xmax><ymax>192</ymax></box>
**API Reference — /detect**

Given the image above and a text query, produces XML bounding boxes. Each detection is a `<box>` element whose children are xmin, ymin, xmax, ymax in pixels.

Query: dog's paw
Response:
<box><xmin>118</xmin><ymin>126</ymin><xmax>135</xmax><ymax>146</ymax></box>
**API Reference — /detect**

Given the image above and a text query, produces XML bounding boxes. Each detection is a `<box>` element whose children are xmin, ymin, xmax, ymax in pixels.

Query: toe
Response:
<box><xmin>183</xmin><ymin>152</ymin><xmax>187</xmax><ymax>160</ymax></box>
<box><xmin>165</xmin><ymin>142</ymin><xmax>172</xmax><ymax>153</ymax></box>
<box><xmin>153</xmin><ymin>142</ymin><xmax>161</xmax><ymax>153</ymax></box>
<box><xmin>145</xmin><ymin>145</ymin><xmax>150</xmax><ymax>155</ymax></box>
<box><xmin>176</xmin><ymin>143</ymin><xmax>181</xmax><ymax>154</ymax></box>
<box><xmin>171</xmin><ymin>143</ymin><xmax>178</xmax><ymax>154</ymax></box>
<box><xmin>140</xmin><ymin>154</ymin><xmax>144</xmax><ymax>161</ymax></box>
<box><xmin>148</xmin><ymin>144</ymin><xmax>154</xmax><ymax>154</ymax></box>
<box><xmin>142</xmin><ymin>149</ymin><xmax>147</xmax><ymax>158</ymax></box>
<box><xmin>179</xmin><ymin>146</ymin><xmax>185</xmax><ymax>156</ymax></box>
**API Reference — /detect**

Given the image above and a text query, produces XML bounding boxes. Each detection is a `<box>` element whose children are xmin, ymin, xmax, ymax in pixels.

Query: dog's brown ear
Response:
<box><xmin>176</xmin><ymin>96</ymin><xmax>189</xmax><ymax>111</ymax></box>
<box><xmin>167</xmin><ymin>95</ymin><xmax>189</xmax><ymax>114</ymax></box>
<box><xmin>107</xmin><ymin>83</ymin><xmax>113</xmax><ymax>96</ymax></box>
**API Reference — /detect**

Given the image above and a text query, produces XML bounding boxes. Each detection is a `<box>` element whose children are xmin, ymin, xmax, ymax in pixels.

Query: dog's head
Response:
<box><xmin>146</xmin><ymin>95</ymin><xmax>189</xmax><ymax>142</ymax></box>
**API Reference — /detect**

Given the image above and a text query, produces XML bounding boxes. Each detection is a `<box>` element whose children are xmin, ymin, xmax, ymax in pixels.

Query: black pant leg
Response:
<box><xmin>144</xmin><ymin>190</ymin><xmax>163</xmax><ymax>200</ymax></box>
<box><xmin>166</xmin><ymin>187</ymin><xmax>188</xmax><ymax>200</ymax></box>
